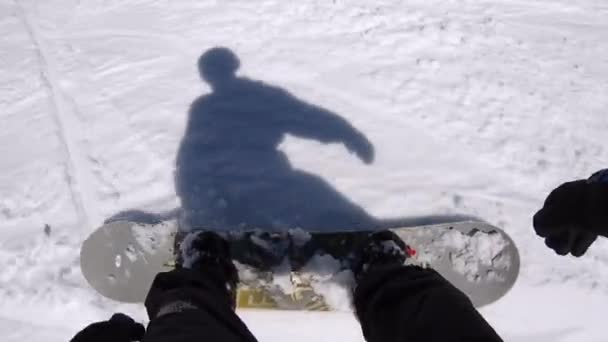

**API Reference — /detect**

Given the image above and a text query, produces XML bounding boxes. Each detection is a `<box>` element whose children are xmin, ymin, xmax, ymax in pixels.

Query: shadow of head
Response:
<box><xmin>198</xmin><ymin>47</ymin><xmax>240</xmax><ymax>90</ymax></box>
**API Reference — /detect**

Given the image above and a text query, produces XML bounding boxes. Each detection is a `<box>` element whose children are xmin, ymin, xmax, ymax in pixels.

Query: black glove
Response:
<box><xmin>71</xmin><ymin>313</ymin><xmax>145</xmax><ymax>342</ymax></box>
<box><xmin>533</xmin><ymin>177</ymin><xmax>608</xmax><ymax>257</ymax></box>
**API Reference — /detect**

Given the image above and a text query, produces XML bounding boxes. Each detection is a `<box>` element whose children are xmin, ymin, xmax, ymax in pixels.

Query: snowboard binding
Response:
<box><xmin>350</xmin><ymin>231</ymin><xmax>417</xmax><ymax>280</ymax></box>
<box><xmin>177</xmin><ymin>231</ymin><xmax>240</xmax><ymax>308</ymax></box>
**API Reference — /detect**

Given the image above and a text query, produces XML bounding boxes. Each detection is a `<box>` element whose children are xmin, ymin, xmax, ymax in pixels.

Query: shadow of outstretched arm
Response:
<box><xmin>278</xmin><ymin>95</ymin><xmax>375</xmax><ymax>164</ymax></box>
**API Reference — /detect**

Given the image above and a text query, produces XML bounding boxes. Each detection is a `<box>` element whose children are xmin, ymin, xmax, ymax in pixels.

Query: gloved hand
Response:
<box><xmin>70</xmin><ymin>313</ymin><xmax>145</xmax><ymax>342</ymax></box>
<box><xmin>533</xmin><ymin>177</ymin><xmax>608</xmax><ymax>257</ymax></box>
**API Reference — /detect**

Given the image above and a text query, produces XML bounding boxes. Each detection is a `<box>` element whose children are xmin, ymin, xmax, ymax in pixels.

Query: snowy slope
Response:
<box><xmin>1</xmin><ymin>0</ymin><xmax>607</xmax><ymax>341</ymax></box>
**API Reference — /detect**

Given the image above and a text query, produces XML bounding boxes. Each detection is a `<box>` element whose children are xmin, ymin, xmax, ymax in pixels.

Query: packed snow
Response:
<box><xmin>1</xmin><ymin>0</ymin><xmax>608</xmax><ymax>341</ymax></box>
<box><xmin>132</xmin><ymin>221</ymin><xmax>174</xmax><ymax>255</ymax></box>
<box><xmin>438</xmin><ymin>229</ymin><xmax>510</xmax><ymax>282</ymax></box>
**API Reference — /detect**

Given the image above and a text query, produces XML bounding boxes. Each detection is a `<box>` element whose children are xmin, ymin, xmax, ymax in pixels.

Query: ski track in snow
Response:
<box><xmin>0</xmin><ymin>0</ymin><xmax>607</xmax><ymax>341</ymax></box>
<box><xmin>13</xmin><ymin>0</ymin><xmax>94</xmax><ymax>229</ymax></box>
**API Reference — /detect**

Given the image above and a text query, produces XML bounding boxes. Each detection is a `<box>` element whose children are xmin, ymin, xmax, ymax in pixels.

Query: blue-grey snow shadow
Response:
<box><xmin>175</xmin><ymin>47</ymin><xmax>376</xmax><ymax>232</ymax></box>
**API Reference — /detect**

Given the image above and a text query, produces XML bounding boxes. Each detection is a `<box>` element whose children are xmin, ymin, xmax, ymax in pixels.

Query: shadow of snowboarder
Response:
<box><xmin>175</xmin><ymin>47</ymin><xmax>376</xmax><ymax>232</ymax></box>
<box><xmin>105</xmin><ymin>48</ymin><xmax>479</xmax><ymax>230</ymax></box>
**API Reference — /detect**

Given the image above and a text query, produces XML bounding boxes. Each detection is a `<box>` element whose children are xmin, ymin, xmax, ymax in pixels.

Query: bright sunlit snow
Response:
<box><xmin>1</xmin><ymin>0</ymin><xmax>607</xmax><ymax>341</ymax></box>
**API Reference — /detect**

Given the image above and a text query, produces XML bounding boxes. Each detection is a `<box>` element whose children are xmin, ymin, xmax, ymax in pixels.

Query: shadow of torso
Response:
<box><xmin>176</xmin><ymin>77</ymin><xmax>375</xmax><ymax>231</ymax></box>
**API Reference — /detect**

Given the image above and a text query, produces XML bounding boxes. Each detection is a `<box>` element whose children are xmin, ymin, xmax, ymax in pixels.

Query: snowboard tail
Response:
<box><xmin>80</xmin><ymin>219</ymin><xmax>519</xmax><ymax>310</ymax></box>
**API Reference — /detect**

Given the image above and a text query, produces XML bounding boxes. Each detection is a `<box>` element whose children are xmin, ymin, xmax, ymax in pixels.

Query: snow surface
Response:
<box><xmin>1</xmin><ymin>0</ymin><xmax>607</xmax><ymax>341</ymax></box>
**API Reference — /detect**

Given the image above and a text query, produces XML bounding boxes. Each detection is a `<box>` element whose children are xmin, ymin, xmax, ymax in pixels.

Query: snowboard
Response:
<box><xmin>80</xmin><ymin>219</ymin><xmax>519</xmax><ymax>310</ymax></box>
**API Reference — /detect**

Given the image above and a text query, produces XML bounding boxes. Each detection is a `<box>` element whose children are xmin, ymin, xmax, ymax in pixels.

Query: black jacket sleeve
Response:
<box><xmin>354</xmin><ymin>265</ymin><xmax>503</xmax><ymax>342</ymax></box>
<box><xmin>143</xmin><ymin>269</ymin><xmax>257</xmax><ymax>342</ymax></box>
<box><xmin>586</xmin><ymin>169</ymin><xmax>608</xmax><ymax>238</ymax></box>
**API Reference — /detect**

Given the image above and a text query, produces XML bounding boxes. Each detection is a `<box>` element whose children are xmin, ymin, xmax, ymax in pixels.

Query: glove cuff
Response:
<box><xmin>588</xmin><ymin>169</ymin><xmax>608</xmax><ymax>184</ymax></box>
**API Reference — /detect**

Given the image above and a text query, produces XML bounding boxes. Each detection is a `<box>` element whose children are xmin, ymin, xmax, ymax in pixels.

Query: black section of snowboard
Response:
<box><xmin>176</xmin><ymin>230</ymin><xmax>370</xmax><ymax>272</ymax></box>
